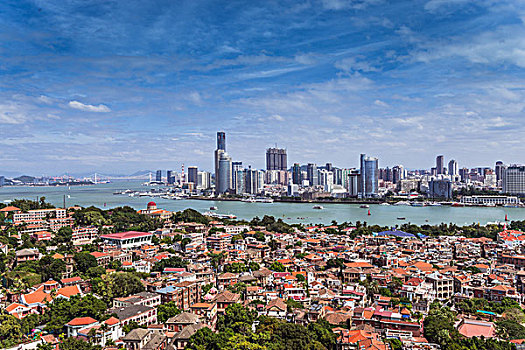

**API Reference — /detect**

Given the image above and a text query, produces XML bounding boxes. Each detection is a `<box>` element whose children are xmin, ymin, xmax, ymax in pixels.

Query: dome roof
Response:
<box><xmin>147</xmin><ymin>201</ymin><xmax>157</xmax><ymax>207</ymax></box>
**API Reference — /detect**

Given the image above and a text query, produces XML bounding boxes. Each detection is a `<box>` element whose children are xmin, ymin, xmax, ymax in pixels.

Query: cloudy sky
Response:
<box><xmin>1</xmin><ymin>0</ymin><xmax>525</xmax><ymax>175</ymax></box>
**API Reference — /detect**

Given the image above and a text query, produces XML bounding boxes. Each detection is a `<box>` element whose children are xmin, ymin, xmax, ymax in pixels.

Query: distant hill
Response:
<box><xmin>14</xmin><ymin>175</ymin><xmax>36</xmax><ymax>183</ymax></box>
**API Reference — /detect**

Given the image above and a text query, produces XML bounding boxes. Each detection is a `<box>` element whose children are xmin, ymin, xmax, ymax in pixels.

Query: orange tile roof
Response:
<box><xmin>67</xmin><ymin>317</ymin><xmax>98</xmax><ymax>326</ymax></box>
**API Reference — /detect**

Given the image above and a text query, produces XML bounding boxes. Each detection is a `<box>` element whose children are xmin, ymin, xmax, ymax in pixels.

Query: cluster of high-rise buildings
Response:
<box><xmin>145</xmin><ymin>133</ymin><xmax>525</xmax><ymax>200</ymax></box>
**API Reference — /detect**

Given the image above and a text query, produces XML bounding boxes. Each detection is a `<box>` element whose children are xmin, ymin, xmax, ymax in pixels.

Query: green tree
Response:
<box><xmin>60</xmin><ymin>337</ymin><xmax>102</xmax><ymax>350</ymax></box>
<box><xmin>55</xmin><ymin>226</ymin><xmax>73</xmax><ymax>244</ymax></box>
<box><xmin>269</xmin><ymin>262</ymin><xmax>286</xmax><ymax>272</ymax></box>
<box><xmin>39</xmin><ymin>255</ymin><xmax>66</xmax><ymax>282</ymax></box>
<box><xmin>157</xmin><ymin>301</ymin><xmax>182</xmax><ymax>323</ymax></box>
<box><xmin>74</xmin><ymin>252</ymin><xmax>98</xmax><ymax>274</ymax></box>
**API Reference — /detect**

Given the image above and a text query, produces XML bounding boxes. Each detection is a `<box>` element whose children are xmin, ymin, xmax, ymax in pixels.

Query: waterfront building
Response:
<box><xmin>428</xmin><ymin>179</ymin><xmax>452</xmax><ymax>199</ymax></box>
<box><xmin>292</xmin><ymin>163</ymin><xmax>302</xmax><ymax>185</ymax></box>
<box><xmin>359</xmin><ymin>154</ymin><xmax>378</xmax><ymax>198</ymax></box>
<box><xmin>503</xmin><ymin>165</ymin><xmax>525</xmax><ymax>195</ymax></box>
<box><xmin>448</xmin><ymin>160</ymin><xmax>458</xmax><ymax>177</ymax></box>
<box><xmin>217</xmin><ymin>152</ymin><xmax>232</xmax><ymax>194</ymax></box>
<box><xmin>460</xmin><ymin>195</ymin><xmax>519</xmax><ymax>206</ymax></box>
<box><xmin>187</xmin><ymin>166</ymin><xmax>198</xmax><ymax>185</ymax></box>
<box><xmin>197</xmin><ymin>171</ymin><xmax>211</xmax><ymax>190</ymax></box>
<box><xmin>307</xmin><ymin>163</ymin><xmax>318</xmax><ymax>187</ymax></box>
<box><xmin>155</xmin><ymin>170</ymin><xmax>162</xmax><ymax>182</ymax></box>
<box><xmin>266</xmin><ymin>148</ymin><xmax>287</xmax><ymax>171</ymax></box>
<box><xmin>214</xmin><ymin>131</ymin><xmax>227</xmax><ymax>195</ymax></box>
<box><xmin>496</xmin><ymin>161</ymin><xmax>505</xmax><ymax>182</ymax></box>
<box><xmin>167</xmin><ymin>170</ymin><xmax>174</xmax><ymax>185</ymax></box>
<box><xmin>436</xmin><ymin>155</ymin><xmax>444</xmax><ymax>175</ymax></box>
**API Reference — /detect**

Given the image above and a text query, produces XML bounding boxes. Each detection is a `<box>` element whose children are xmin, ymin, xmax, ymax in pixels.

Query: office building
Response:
<box><xmin>217</xmin><ymin>152</ymin><xmax>232</xmax><ymax>194</ymax></box>
<box><xmin>197</xmin><ymin>171</ymin><xmax>211</xmax><ymax>190</ymax></box>
<box><xmin>436</xmin><ymin>155</ymin><xmax>444</xmax><ymax>175</ymax></box>
<box><xmin>266</xmin><ymin>148</ymin><xmax>287</xmax><ymax>171</ymax></box>
<box><xmin>232</xmin><ymin>162</ymin><xmax>244</xmax><ymax>194</ymax></box>
<box><xmin>347</xmin><ymin>170</ymin><xmax>360</xmax><ymax>197</ymax></box>
<box><xmin>428</xmin><ymin>179</ymin><xmax>453</xmax><ymax>199</ymax></box>
<box><xmin>502</xmin><ymin>166</ymin><xmax>525</xmax><ymax>195</ymax></box>
<box><xmin>155</xmin><ymin>170</ymin><xmax>162</xmax><ymax>182</ymax></box>
<box><xmin>360</xmin><ymin>154</ymin><xmax>378</xmax><ymax>198</ymax></box>
<box><xmin>187</xmin><ymin>166</ymin><xmax>198</xmax><ymax>185</ymax></box>
<box><xmin>392</xmin><ymin>165</ymin><xmax>404</xmax><ymax>184</ymax></box>
<box><xmin>244</xmin><ymin>167</ymin><xmax>259</xmax><ymax>195</ymax></box>
<box><xmin>307</xmin><ymin>163</ymin><xmax>318</xmax><ymax>187</ymax></box>
<box><xmin>292</xmin><ymin>163</ymin><xmax>302</xmax><ymax>185</ymax></box>
<box><xmin>214</xmin><ymin>131</ymin><xmax>227</xmax><ymax>195</ymax></box>
<box><xmin>166</xmin><ymin>170</ymin><xmax>174</xmax><ymax>185</ymax></box>
<box><xmin>448</xmin><ymin>160</ymin><xmax>458</xmax><ymax>177</ymax></box>
<box><xmin>496</xmin><ymin>161</ymin><xmax>504</xmax><ymax>181</ymax></box>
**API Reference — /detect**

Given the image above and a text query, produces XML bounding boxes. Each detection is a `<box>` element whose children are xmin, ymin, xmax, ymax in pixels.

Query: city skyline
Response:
<box><xmin>2</xmin><ymin>1</ymin><xmax>525</xmax><ymax>174</ymax></box>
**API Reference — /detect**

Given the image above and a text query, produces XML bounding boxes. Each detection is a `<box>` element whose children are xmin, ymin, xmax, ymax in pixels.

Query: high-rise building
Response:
<box><xmin>392</xmin><ymin>165</ymin><xmax>404</xmax><ymax>184</ymax></box>
<box><xmin>155</xmin><ymin>170</ymin><xmax>162</xmax><ymax>182</ymax></box>
<box><xmin>187</xmin><ymin>166</ymin><xmax>198</xmax><ymax>185</ymax></box>
<box><xmin>360</xmin><ymin>154</ymin><xmax>378</xmax><ymax>198</ymax></box>
<box><xmin>292</xmin><ymin>163</ymin><xmax>302</xmax><ymax>185</ymax></box>
<box><xmin>429</xmin><ymin>179</ymin><xmax>453</xmax><ymax>199</ymax></box>
<box><xmin>215</xmin><ymin>131</ymin><xmax>227</xmax><ymax>195</ymax></box>
<box><xmin>448</xmin><ymin>160</ymin><xmax>458</xmax><ymax>177</ymax></box>
<box><xmin>244</xmin><ymin>167</ymin><xmax>259</xmax><ymax>194</ymax></box>
<box><xmin>307</xmin><ymin>163</ymin><xmax>318</xmax><ymax>187</ymax></box>
<box><xmin>502</xmin><ymin>165</ymin><xmax>525</xmax><ymax>194</ymax></box>
<box><xmin>495</xmin><ymin>161</ymin><xmax>504</xmax><ymax>181</ymax></box>
<box><xmin>217</xmin><ymin>152</ymin><xmax>232</xmax><ymax>194</ymax></box>
<box><xmin>217</xmin><ymin>132</ymin><xmax>226</xmax><ymax>151</ymax></box>
<box><xmin>436</xmin><ymin>155</ymin><xmax>444</xmax><ymax>175</ymax></box>
<box><xmin>167</xmin><ymin>170</ymin><xmax>174</xmax><ymax>185</ymax></box>
<box><xmin>232</xmin><ymin>161</ymin><xmax>243</xmax><ymax>194</ymax></box>
<box><xmin>197</xmin><ymin>171</ymin><xmax>211</xmax><ymax>190</ymax></box>
<box><xmin>266</xmin><ymin>148</ymin><xmax>287</xmax><ymax>171</ymax></box>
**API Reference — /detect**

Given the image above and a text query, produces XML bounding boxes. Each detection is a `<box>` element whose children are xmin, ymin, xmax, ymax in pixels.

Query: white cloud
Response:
<box><xmin>321</xmin><ymin>0</ymin><xmax>382</xmax><ymax>10</ymax></box>
<box><xmin>424</xmin><ymin>0</ymin><xmax>470</xmax><ymax>13</ymax></box>
<box><xmin>335</xmin><ymin>57</ymin><xmax>378</xmax><ymax>72</ymax></box>
<box><xmin>68</xmin><ymin>100</ymin><xmax>111</xmax><ymax>112</ymax></box>
<box><xmin>0</xmin><ymin>103</ymin><xmax>27</xmax><ymax>124</ymax></box>
<box><xmin>374</xmin><ymin>99</ymin><xmax>389</xmax><ymax>107</ymax></box>
<box><xmin>269</xmin><ymin>114</ymin><xmax>285</xmax><ymax>122</ymax></box>
<box><xmin>322</xmin><ymin>115</ymin><xmax>343</xmax><ymax>125</ymax></box>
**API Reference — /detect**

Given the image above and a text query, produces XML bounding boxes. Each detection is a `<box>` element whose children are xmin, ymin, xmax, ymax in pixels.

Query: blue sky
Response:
<box><xmin>1</xmin><ymin>0</ymin><xmax>525</xmax><ymax>175</ymax></box>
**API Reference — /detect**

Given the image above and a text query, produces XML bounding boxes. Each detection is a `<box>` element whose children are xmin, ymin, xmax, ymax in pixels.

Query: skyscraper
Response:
<box><xmin>217</xmin><ymin>132</ymin><xmax>226</xmax><ymax>151</ymax></box>
<box><xmin>360</xmin><ymin>154</ymin><xmax>378</xmax><ymax>198</ymax></box>
<box><xmin>307</xmin><ymin>163</ymin><xmax>318</xmax><ymax>186</ymax></box>
<box><xmin>448</xmin><ymin>159</ymin><xmax>458</xmax><ymax>177</ymax></box>
<box><xmin>502</xmin><ymin>166</ymin><xmax>525</xmax><ymax>194</ymax></box>
<box><xmin>155</xmin><ymin>170</ymin><xmax>162</xmax><ymax>182</ymax></box>
<box><xmin>232</xmin><ymin>161</ymin><xmax>243</xmax><ymax>194</ymax></box>
<box><xmin>217</xmin><ymin>152</ymin><xmax>232</xmax><ymax>194</ymax></box>
<box><xmin>436</xmin><ymin>155</ymin><xmax>444</xmax><ymax>175</ymax></box>
<box><xmin>187</xmin><ymin>166</ymin><xmax>198</xmax><ymax>184</ymax></box>
<box><xmin>495</xmin><ymin>161</ymin><xmax>504</xmax><ymax>181</ymax></box>
<box><xmin>214</xmin><ymin>131</ymin><xmax>227</xmax><ymax>195</ymax></box>
<box><xmin>266</xmin><ymin>148</ymin><xmax>287</xmax><ymax>171</ymax></box>
<box><xmin>292</xmin><ymin>163</ymin><xmax>302</xmax><ymax>185</ymax></box>
<box><xmin>167</xmin><ymin>170</ymin><xmax>174</xmax><ymax>185</ymax></box>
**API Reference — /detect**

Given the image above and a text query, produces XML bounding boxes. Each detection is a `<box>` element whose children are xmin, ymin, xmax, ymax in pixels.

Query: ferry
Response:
<box><xmin>312</xmin><ymin>205</ymin><xmax>324</xmax><ymax>210</ymax></box>
<box><xmin>360</xmin><ymin>204</ymin><xmax>370</xmax><ymax>208</ymax></box>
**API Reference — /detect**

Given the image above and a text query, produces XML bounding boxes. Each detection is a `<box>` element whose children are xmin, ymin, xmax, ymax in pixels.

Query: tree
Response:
<box><xmin>74</xmin><ymin>252</ymin><xmax>98</xmax><ymax>274</ymax></box>
<box><xmin>92</xmin><ymin>272</ymin><xmax>144</xmax><ymax>302</ymax></box>
<box><xmin>55</xmin><ymin>226</ymin><xmax>73</xmax><ymax>244</ymax></box>
<box><xmin>269</xmin><ymin>261</ymin><xmax>286</xmax><ymax>272</ymax></box>
<box><xmin>217</xmin><ymin>304</ymin><xmax>258</xmax><ymax>334</ymax></box>
<box><xmin>0</xmin><ymin>315</ymin><xmax>23</xmax><ymax>348</ymax></box>
<box><xmin>152</xmin><ymin>256</ymin><xmax>188</xmax><ymax>272</ymax></box>
<box><xmin>43</xmin><ymin>295</ymin><xmax>107</xmax><ymax>333</ymax></box>
<box><xmin>60</xmin><ymin>337</ymin><xmax>101</xmax><ymax>350</ymax></box>
<box><xmin>39</xmin><ymin>255</ymin><xmax>66</xmax><ymax>282</ymax></box>
<box><xmin>157</xmin><ymin>301</ymin><xmax>181</xmax><ymax>323</ymax></box>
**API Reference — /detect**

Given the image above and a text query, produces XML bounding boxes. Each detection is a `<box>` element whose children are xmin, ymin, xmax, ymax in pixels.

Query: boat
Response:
<box><xmin>411</xmin><ymin>202</ymin><xmax>425</xmax><ymax>207</ymax></box>
<box><xmin>255</xmin><ymin>197</ymin><xmax>274</xmax><ymax>203</ymax></box>
<box><xmin>427</xmin><ymin>202</ymin><xmax>441</xmax><ymax>206</ymax></box>
<box><xmin>397</xmin><ymin>217</ymin><xmax>406</xmax><ymax>220</ymax></box>
<box><xmin>394</xmin><ymin>201</ymin><xmax>410</xmax><ymax>206</ymax></box>
<box><xmin>451</xmin><ymin>202</ymin><xmax>465</xmax><ymax>207</ymax></box>
<box><xmin>210</xmin><ymin>206</ymin><xmax>218</xmax><ymax>210</ymax></box>
<box><xmin>313</xmin><ymin>205</ymin><xmax>324</xmax><ymax>210</ymax></box>
<box><xmin>360</xmin><ymin>204</ymin><xmax>370</xmax><ymax>208</ymax></box>
<box><xmin>241</xmin><ymin>197</ymin><xmax>256</xmax><ymax>203</ymax></box>
<box><xmin>379</xmin><ymin>202</ymin><xmax>391</xmax><ymax>206</ymax></box>
<box><xmin>484</xmin><ymin>203</ymin><xmax>496</xmax><ymax>207</ymax></box>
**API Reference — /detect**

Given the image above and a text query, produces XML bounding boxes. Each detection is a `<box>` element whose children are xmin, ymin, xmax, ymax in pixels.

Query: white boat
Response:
<box><xmin>411</xmin><ymin>202</ymin><xmax>425</xmax><ymax>207</ymax></box>
<box><xmin>210</xmin><ymin>206</ymin><xmax>218</xmax><ymax>210</ymax></box>
<box><xmin>360</xmin><ymin>204</ymin><xmax>370</xmax><ymax>208</ymax></box>
<box><xmin>255</xmin><ymin>197</ymin><xmax>274</xmax><ymax>203</ymax></box>
<box><xmin>394</xmin><ymin>201</ymin><xmax>410</xmax><ymax>206</ymax></box>
<box><xmin>484</xmin><ymin>203</ymin><xmax>496</xmax><ymax>207</ymax></box>
<box><xmin>427</xmin><ymin>202</ymin><xmax>442</xmax><ymax>206</ymax></box>
<box><xmin>379</xmin><ymin>202</ymin><xmax>391</xmax><ymax>206</ymax></box>
<box><xmin>313</xmin><ymin>205</ymin><xmax>324</xmax><ymax>210</ymax></box>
